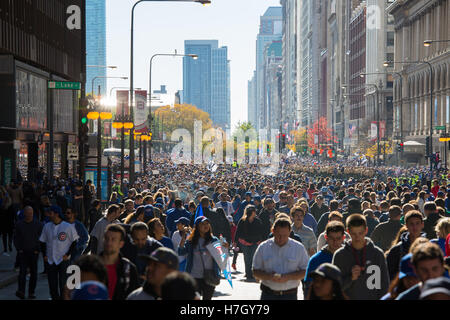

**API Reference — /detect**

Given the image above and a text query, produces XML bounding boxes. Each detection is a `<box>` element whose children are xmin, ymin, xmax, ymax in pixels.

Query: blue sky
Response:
<box><xmin>105</xmin><ymin>0</ymin><xmax>281</xmax><ymax>129</ymax></box>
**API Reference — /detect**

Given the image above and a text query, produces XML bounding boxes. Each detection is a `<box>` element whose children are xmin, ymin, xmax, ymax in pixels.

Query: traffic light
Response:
<box><xmin>397</xmin><ymin>142</ymin><xmax>404</xmax><ymax>153</ymax></box>
<box><xmin>425</xmin><ymin>136</ymin><xmax>431</xmax><ymax>157</ymax></box>
<box><xmin>266</xmin><ymin>143</ymin><xmax>270</xmax><ymax>153</ymax></box>
<box><xmin>281</xmin><ymin>134</ymin><xmax>286</xmax><ymax>149</ymax></box>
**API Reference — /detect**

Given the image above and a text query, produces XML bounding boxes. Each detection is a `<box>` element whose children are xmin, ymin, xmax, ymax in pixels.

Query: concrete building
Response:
<box><xmin>247</xmin><ymin>72</ymin><xmax>257</xmax><ymax>128</ymax></box>
<box><xmin>262</xmin><ymin>41</ymin><xmax>283</xmax><ymax>132</ymax></box>
<box><xmin>183</xmin><ymin>40</ymin><xmax>230</xmax><ymax>129</ymax></box>
<box><xmin>280</xmin><ymin>0</ymin><xmax>298</xmax><ymax>134</ymax></box>
<box><xmin>0</xmin><ymin>0</ymin><xmax>84</xmax><ymax>183</ymax></box>
<box><xmin>253</xmin><ymin>7</ymin><xmax>283</xmax><ymax>130</ymax></box>
<box><xmin>388</xmin><ymin>0</ymin><xmax>450</xmax><ymax>165</ymax></box>
<box><xmin>298</xmin><ymin>0</ymin><xmax>322</xmax><ymax>129</ymax></box>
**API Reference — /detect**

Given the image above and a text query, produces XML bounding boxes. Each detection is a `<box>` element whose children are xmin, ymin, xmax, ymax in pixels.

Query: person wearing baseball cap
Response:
<box><xmin>381</xmin><ymin>253</ymin><xmax>419</xmax><ymax>300</ymax></box>
<box><xmin>127</xmin><ymin>247</ymin><xmax>179</xmax><ymax>300</ymax></box>
<box><xmin>172</xmin><ymin>217</ymin><xmax>192</xmax><ymax>271</ymax></box>
<box><xmin>39</xmin><ymin>205</ymin><xmax>79</xmax><ymax>300</ymax></box>
<box><xmin>307</xmin><ymin>263</ymin><xmax>347</xmax><ymax>300</ymax></box>
<box><xmin>419</xmin><ymin>276</ymin><xmax>450</xmax><ymax>300</ymax></box>
<box><xmin>71</xmin><ymin>281</ymin><xmax>109</xmax><ymax>300</ymax></box>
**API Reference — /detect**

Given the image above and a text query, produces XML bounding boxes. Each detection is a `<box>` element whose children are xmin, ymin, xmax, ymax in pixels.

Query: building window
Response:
<box><xmin>387</xmin><ymin>32</ymin><xmax>395</xmax><ymax>46</ymax></box>
<box><xmin>414</xmin><ymin>103</ymin><xmax>418</xmax><ymax>129</ymax></box>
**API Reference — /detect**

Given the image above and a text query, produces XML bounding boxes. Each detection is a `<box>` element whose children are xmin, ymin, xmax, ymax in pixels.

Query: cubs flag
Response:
<box><xmin>194</xmin><ymin>205</ymin><xmax>204</xmax><ymax>221</ymax></box>
<box><xmin>206</xmin><ymin>240</ymin><xmax>233</xmax><ymax>288</ymax></box>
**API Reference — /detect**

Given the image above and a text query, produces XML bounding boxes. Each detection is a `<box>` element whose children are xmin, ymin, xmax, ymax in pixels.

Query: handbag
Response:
<box><xmin>199</xmin><ymin>245</ymin><xmax>220</xmax><ymax>287</ymax></box>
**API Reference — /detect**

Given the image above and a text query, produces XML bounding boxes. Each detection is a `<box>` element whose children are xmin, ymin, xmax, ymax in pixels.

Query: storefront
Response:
<box><xmin>0</xmin><ymin>56</ymin><xmax>78</xmax><ymax>185</ymax></box>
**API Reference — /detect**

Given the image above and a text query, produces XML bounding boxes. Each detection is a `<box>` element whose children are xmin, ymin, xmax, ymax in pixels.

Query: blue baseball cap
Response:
<box><xmin>194</xmin><ymin>216</ymin><xmax>209</xmax><ymax>226</ymax></box>
<box><xmin>144</xmin><ymin>205</ymin><xmax>154</xmax><ymax>215</ymax></box>
<box><xmin>156</xmin><ymin>197</ymin><xmax>164</xmax><ymax>204</ymax></box>
<box><xmin>420</xmin><ymin>277</ymin><xmax>450</xmax><ymax>300</ymax></box>
<box><xmin>254</xmin><ymin>195</ymin><xmax>261</xmax><ymax>202</ymax></box>
<box><xmin>175</xmin><ymin>217</ymin><xmax>190</xmax><ymax>226</ymax></box>
<box><xmin>245</xmin><ymin>192</ymin><xmax>252</xmax><ymax>197</ymax></box>
<box><xmin>71</xmin><ymin>281</ymin><xmax>109</xmax><ymax>300</ymax></box>
<box><xmin>46</xmin><ymin>205</ymin><xmax>64</xmax><ymax>219</ymax></box>
<box><xmin>154</xmin><ymin>203</ymin><xmax>164</xmax><ymax>209</ymax></box>
<box><xmin>321</xmin><ymin>187</ymin><xmax>328</xmax><ymax>193</ymax></box>
<box><xmin>399</xmin><ymin>253</ymin><xmax>416</xmax><ymax>280</ymax></box>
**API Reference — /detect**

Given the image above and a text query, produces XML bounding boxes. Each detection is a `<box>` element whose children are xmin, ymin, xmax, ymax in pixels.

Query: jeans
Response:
<box><xmin>17</xmin><ymin>251</ymin><xmax>39</xmax><ymax>294</ymax></box>
<box><xmin>260</xmin><ymin>291</ymin><xmax>297</xmax><ymax>300</ymax></box>
<box><xmin>194</xmin><ymin>278</ymin><xmax>216</xmax><ymax>300</ymax></box>
<box><xmin>47</xmin><ymin>260</ymin><xmax>70</xmax><ymax>300</ymax></box>
<box><xmin>240</xmin><ymin>244</ymin><xmax>257</xmax><ymax>279</ymax></box>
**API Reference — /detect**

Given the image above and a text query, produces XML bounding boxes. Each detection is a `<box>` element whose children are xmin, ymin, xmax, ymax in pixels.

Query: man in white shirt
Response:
<box><xmin>39</xmin><ymin>205</ymin><xmax>79</xmax><ymax>300</ymax></box>
<box><xmin>252</xmin><ymin>217</ymin><xmax>309</xmax><ymax>300</ymax></box>
<box><xmin>215</xmin><ymin>192</ymin><xmax>234</xmax><ymax>220</ymax></box>
<box><xmin>89</xmin><ymin>204</ymin><xmax>120</xmax><ymax>255</ymax></box>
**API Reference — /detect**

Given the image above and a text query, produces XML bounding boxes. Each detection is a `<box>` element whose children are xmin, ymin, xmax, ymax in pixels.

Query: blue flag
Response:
<box><xmin>194</xmin><ymin>205</ymin><xmax>204</xmax><ymax>222</ymax></box>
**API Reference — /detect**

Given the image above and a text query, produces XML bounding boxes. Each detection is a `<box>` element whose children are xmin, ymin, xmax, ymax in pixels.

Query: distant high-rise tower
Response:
<box><xmin>183</xmin><ymin>40</ymin><xmax>230</xmax><ymax>129</ymax></box>
<box><xmin>86</xmin><ymin>0</ymin><xmax>107</xmax><ymax>96</ymax></box>
<box><xmin>252</xmin><ymin>7</ymin><xmax>283</xmax><ymax>130</ymax></box>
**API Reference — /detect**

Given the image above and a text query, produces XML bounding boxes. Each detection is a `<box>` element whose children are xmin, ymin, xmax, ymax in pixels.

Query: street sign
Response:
<box><xmin>48</xmin><ymin>81</ymin><xmax>81</xmax><ymax>90</ymax></box>
<box><xmin>435</xmin><ymin>126</ymin><xmax>446</xmax><ymax>131</ymax></box>
<box><xmin>68</xmin><ymin>143</ymin><xmax>79</xmax><ymax>160</ymax></box>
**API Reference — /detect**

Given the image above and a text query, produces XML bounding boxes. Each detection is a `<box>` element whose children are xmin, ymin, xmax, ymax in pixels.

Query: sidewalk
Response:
<box><xmin>0</xmin><ymin>246</ymin><xmax>18</xmax><ymax>289</ymax></box>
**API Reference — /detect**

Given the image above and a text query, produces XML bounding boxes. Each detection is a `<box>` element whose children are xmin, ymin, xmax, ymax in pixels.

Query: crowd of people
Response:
<box><xmin>1</xmin><ymin>153</ymin><xmax>450</xmax><ymax>300</ymax></box>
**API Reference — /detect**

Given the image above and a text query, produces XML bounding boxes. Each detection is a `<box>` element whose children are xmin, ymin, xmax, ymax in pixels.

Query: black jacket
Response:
<box><xmin>204</xmin><ymin>207</ymin><xmax>232</xmax><ymax>244</ymax></box>
<box><xmin>386</xmin><ymin>231</ymin><xmax>426</xmax><ymax>280</ymax></box>
<box><xmin>13</xmin><ymin>219</ymin><xmax>43</xmax><ymax>252</ymax></box>
<box><xmin>424</xmin><ymin>213</ymin><xmax>443</xmax><ymax>240</ymax></box>
<box><xmin>258</xmin><ymin>208</ymin><xmax>279</xmax><ymax>240</ymax></box>
<box><xmin>235</xmin><ymin>217</ymin><xmax>264</xmax><ymax>245</ymax></box>
<box><xmin>121</xmin><ymin>235</ymin><xmax>163</xmax><ymax>276</ymax></box>
<box><xmin>101</xmin><ymin>253</ymin><xmax>139</xmax><ymax>300</ymax></box>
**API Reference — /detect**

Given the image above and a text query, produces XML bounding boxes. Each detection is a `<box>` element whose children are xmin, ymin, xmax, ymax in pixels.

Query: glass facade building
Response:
<box><xmin>183</xmin><ymin>40</ymin><xmax>230</xmax><ymax>129</ymax></box>
<box><xmin>86</xmin><ymin>0</ymin><xmax>107</xmax><ymax>96</ymax></box>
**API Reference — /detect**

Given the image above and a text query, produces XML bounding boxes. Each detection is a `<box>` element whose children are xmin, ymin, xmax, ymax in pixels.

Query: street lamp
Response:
<box><xmin>112</xmin><ymin>107</ymin><xmax>134</xmax><ymax>186</ymax></box>
<box><xmin>147</xmin><ymin>52</ymin><xmax>198</xmax><ymax>168</ymax></box>
<box><xmin>384</xmin><ymin>60</ymin><xmax>434</xmax><ymax>176</ymax></box>
<box><xmin>129</xmin><ymin>0</ymin><xmax>211</xmax><ymax>186</ymax></box>
<box><xmin>424</xmin><ymin>40</ymin><xmax>450</xmax><ymax>47</ymax></box>
<box><xmin>91</xmin><ymin>76</ymin><xmax>128</xmax><ymax>98</ymax></box>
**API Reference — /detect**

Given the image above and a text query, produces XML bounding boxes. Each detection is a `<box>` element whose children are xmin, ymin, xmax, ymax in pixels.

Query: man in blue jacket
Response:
<box><xmin>304</xmin><ymin>221</ymin><xmax>345</xmax><ymax>296</ymax></box>
<box><xmin>165</xmin><ymin>199</ymin><xmax>191</xmax><ymax>237</ymax></box>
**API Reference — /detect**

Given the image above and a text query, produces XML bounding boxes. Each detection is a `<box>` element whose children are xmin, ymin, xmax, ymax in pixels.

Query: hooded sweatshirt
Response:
<box><xmin>332</xmin><ymin>238</ymin><xmax>389</xmax><ymax>300</ymax></box>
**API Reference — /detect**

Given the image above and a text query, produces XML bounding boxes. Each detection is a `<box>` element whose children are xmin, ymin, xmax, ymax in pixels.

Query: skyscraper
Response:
<box><xmin>86</xmin><ymin>0</ymin><xmax>107</xmax><ymax>96</ymax></box>
<box><xmin>183</xmin><ymin>40</ymin><xmax>230</xmax><ymax>129</ymax></box>
<box><xmin>252</xmin><ymin>7</ymin><xmax>282</xmax><ymax>130</ymax></box>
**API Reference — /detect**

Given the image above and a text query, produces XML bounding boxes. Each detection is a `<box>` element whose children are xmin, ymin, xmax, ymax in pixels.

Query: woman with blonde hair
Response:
<box><xmin>430</xmin><ymin>217</ymin><xmax>450</xmax><ymax>254</ymax></box>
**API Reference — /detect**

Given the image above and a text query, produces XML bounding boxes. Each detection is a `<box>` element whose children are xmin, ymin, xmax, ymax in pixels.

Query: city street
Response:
<box><xmin>0</xmin><ymin>252</ymin><xmax>303</xmax><ymax>300</ymax></box>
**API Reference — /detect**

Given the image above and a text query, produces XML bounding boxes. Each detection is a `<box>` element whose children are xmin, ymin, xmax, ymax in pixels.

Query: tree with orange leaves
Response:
<box><xmin>307</xmin><ymin>117</ymin><xmax>338</xmax><ymax>150</ymax></box>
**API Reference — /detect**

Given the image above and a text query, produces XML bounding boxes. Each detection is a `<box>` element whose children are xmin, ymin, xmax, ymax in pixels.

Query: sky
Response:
<box><xmin>105</xmin><ymin>0</ymin><xmax>282</xmax><ymax>130</ymax></box>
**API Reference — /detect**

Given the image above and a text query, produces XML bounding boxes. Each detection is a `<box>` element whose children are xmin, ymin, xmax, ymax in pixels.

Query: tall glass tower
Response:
<box><xmin>183</xmin><ymin>40</ymin><xmax>230</xmax><ymax>129</ymax></box>
<box><xmin>86</xmin><ymin>0</ymin><xmax>107</xmax><ymax>97</ymax></box>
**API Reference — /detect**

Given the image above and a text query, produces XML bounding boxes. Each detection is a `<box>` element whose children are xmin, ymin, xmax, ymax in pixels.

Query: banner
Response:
<box><xmin>206</xmin><ymin>240</ymin><xmax>233</xmax><ymax>289</ymax></box>
<box><xmin>206</xmin><ymin>240</ymin><xmax>228</xmax><ymax>271</ymax></box>
<box><xmin>134</xmin><ymin>90</ymin><xmax>148</xmax><ymax>133</ymax></box>
<box><xmin>371</xmin><ymin>122</ymin><xmax>378</xmax><ymax>141</ymax></box>
<box><xmin>116</xmin><ymin>90</ymin><xmax>129</xmax><ymax>117</ymax></box>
